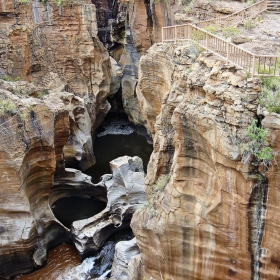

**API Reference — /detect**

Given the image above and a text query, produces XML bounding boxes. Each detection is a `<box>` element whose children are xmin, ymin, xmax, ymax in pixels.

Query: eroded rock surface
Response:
<box><xmin>130</xmin><ymin>44</ymin><xmax>279</xmax><ymax>279</ymax></box>
<box><xmin>110</xmin><ymin>238</ymin><xmax>140</xmax><ymax>280</ymax></box>
<box><xmin>0</xmin><ymin>80</ymin><xmax>106</xmax><ymax>278</ymax></box>
<box><xmin>71</xmin><ymin>156</ymin><xmax>146</xmax><ymax>258</ymax></box>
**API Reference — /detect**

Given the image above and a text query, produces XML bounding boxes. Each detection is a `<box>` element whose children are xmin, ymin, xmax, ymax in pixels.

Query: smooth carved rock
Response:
<box><xmin>0</xmin><ymin>82</ymin><xmax>100</xmax><ymax>278</ymax></box>
<box><xmin>71</xmin><ymin>156</ymin><xmax>146</xmax><ymax>258</ymax></box>
<box><xmin>110</xmin><ymin>57</ymin><xmax>123</xmax><ymax>96</ymax></box>
<box><xmin>110</xmin><ymin>238</ymin><xmax>140</xmax><ymax>280</ymax></box>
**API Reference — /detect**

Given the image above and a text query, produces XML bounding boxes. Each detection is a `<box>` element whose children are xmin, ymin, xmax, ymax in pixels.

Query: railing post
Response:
<box><xmin>226</xmin><ymin>41</ymin><xmax>230</xmax><ymax>62</ymax></box>
<box><xmin>162</xmin><ymin>27</ymin><xmax>164</xmax><ymax>44</ymax></box>
<box><xmin>188</xmin><ymin>24</ymin><xmax>192</xmax><ymax>40</ymax></box>
<box><xmin>175</xmin><ymin>25</ymin><xmax>177</xmax><ymax>43</ymax></box>
<box><xmin>206</xmin><ymin>33</ymin><xmax>209</xmax><ymax>49</ymax></box>
<box><xmin>252</xmin><ymin>54</ymin><xmax>256</xmax><ymax>77</ymax></box>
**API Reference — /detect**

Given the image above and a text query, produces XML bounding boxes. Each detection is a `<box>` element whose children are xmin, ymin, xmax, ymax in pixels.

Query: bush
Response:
<box><xmin>2</xmin><ymin>75</ymin><xmax>20</xmax><ymax>82</ymax></box>
<box><xmin>37</xmin><ymin>90</ymin><xmax>49</xmax><ymax>99</ymax></box>
<box><xmin>258</xmin><ymin>76</ymin><xmax>280</xmax><ymax>113</ymax></box>
<box><xmin>222</xmin><ymin>26</ymin><xmax>240</xmax><ymax>38</ymax></box>
<box><xmin>244</xmin><ymin>20</ymin><xmax>255</xmax><ymax>30</ymax></box>
<box><xmin>0</xmin><ymin>99</ymin><xmax>17</xmax><ymax>114</ymax></box>
<box><xmin>240</xmin><ymin>119</ymin><xmax>275</xmax><ymax>168</ymax></box>
<box><xmin>204</xmin><ymin>25</ymin><xmax>218</xmax><ymax>34</ymax></box>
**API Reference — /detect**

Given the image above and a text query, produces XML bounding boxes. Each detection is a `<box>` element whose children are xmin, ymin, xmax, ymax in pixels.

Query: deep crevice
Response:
<box><xmin>247</xmin><ymin>178</ymin><xmax>268</xmax><ymax>280</ymax></box>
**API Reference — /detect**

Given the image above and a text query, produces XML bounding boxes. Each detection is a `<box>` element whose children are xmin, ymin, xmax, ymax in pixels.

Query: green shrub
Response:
<box><xmin>244</xmin><ymin>20</ymin><xmax>255</xmax><ymax>30</ymax></box>
<box><xmin>192</xmin><ymin>29</ymin><xmax>206</xmax><ymax>41</ymax></box>
<box><xmin>37</xmin><ymin>90</ymin><xmax>49</xmax><ymax>99</ymax></box>
<box><xmin>246</xmin><ymin>0</ymin><xmax>257</xmax><ymax>6</ymax></box>
<box><xmin>26</xmin><ymin>105</ymin><xmax>34</xmax><ymax>111</ymax></box>
<box><xmin>0</xmin><ymin>99</ymin><xmax>17</xmax><ymax>114</ymax></box>
<box><xmin>2</xmin><ymin>75</ymin><xmax>20</xmax><ymax>82</ymax></box>
<box><xmin>240</xmin><ymin>119</ymin><xmax>275</xmax><ymax>168</ymax></box>
<box><xmin>222</xmin><ymin>26</ymin><xmax>240</xmax><ymax>38</ymax></box>
<box><xmin>258</xmin><ymin>76</ymin><xmax>280</xmax><ymax>113</ymax></box>
<box><xmin>203</xmin><ymin>25</ymin><xmax>218</xmax><ymax>34</ymax></box>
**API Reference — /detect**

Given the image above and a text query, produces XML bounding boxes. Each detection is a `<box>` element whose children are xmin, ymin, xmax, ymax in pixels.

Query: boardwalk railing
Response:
<box><xmin>196</xmin><ymin>0</ymin><xmax>267</xmax><ymax>28</ymax></box>
<box><xmin>162</xmin><ymin>0</ymin><xmax>280</xmax><ymax>76</ymax></box>
<box><xmin>267</xmin><ymin>0</ymin><xmax>280</xmax><ymax>13</ymax></box>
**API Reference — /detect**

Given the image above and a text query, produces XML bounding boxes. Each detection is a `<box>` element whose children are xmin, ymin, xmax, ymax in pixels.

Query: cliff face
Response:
<box><xmin>0</xmin><ymin>0</ymin><xmax>111</xmax><ymax>129</ymax></box>
<box><xmin>1</xmin><ymin>0</ymin><xmax>280</xmax><ymax>279</ymax></box>
<box><xmin>131</xmin><ymin>43</ymin><xmax>280</xmax><ymax>279</ymax></box>
<box><xmin>0</xmin><ymin>0</ymin><xmax>113</xmax><ymax>277</ymax></box>
<box><xmin>0</xmin><ymin>81</ymin><xmax>97</xmax><ymax>277</ymax></box>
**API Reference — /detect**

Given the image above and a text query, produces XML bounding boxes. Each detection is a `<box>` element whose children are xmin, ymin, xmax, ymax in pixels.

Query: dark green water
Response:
<box><xmin>52</xmin><ymin>197</ymin><xmax>107</xmax><ymax>228</ymax></box>
<box><xmin>86</xmin><ymin>130</ymin><xmax>153</xmax><ymax>184</ymax></box>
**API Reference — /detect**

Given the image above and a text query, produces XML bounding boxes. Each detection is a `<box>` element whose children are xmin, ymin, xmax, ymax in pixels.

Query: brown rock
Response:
<box><xmin>130</xmin><ymin>46</ymin><xmax>272</xmax><ymax>280</ymax></box>
<box><xmin>0</xmin><ymin>84</ymin><xmax>100</xmax><ymax>278</ymax></box>
<box><xmin>231</xmin><ymin>34</ymin><xmax>250</xmax><ymax>45</ymax></box>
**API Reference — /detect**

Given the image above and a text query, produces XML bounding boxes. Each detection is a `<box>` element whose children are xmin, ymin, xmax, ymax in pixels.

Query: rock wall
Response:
<box><xmin>0</xmin><ymin>0</ymin><xmax>112</xmax><ymax>130</ymax></box>
<box><xmin>0</xmin><ymin>80</ymin><xmax>100</xmax><ymax>277</ymax></box>
<box><xmin>131</xmin><ymin>43</ymin><xmax>280</xmax><ymax>279</ymax></box>
<box><xmin>0</xmin><ymin>0</ymin><xmax>114</xmax><ymax>277</ymax></box>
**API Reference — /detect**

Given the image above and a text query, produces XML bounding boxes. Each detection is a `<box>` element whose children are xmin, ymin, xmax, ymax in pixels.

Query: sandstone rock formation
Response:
<box><xmin>0</xmin><ymin>0</ymin><xmax>112</xmax><ymax>132</ymax></box>
<box><xmin>71</xmin><ymin>156</ymin><xmax>146</xmax><ymax>258</ymax></box>
<box><xmin>130</xmin><ymin>43</ymin><xmax>279</xmax><ymax>279</ymax></box>
<box><xmin>0</xmin><ymin>80</ymin><xmax>105</xmax><ymax>278</ymax></box>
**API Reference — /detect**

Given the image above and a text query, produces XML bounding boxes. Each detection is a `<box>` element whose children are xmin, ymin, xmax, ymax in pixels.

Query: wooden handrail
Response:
<box><xmin>196</xmin><ymin>0</ymin><xmax>268</xmax><ymax>28</ymax></box>
<box><xmin>161</xmin><ymin>0</ymin><xmax>280</xmax><ymax>77</ymax></box>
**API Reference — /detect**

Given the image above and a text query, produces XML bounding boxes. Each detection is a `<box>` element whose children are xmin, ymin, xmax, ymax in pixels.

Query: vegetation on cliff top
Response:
<box><xmin>258</xmin><ymin>76</ymin><xmax>280</xmax><ymax>114</ymax></box>
<box><xmin>240</xmin><ymin>119</ymin><xmax>276</xmax><ymax>168</ymax></box>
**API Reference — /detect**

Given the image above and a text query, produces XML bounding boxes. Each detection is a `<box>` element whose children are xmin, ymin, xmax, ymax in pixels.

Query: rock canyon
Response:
<box><xmin>0</xmin><ymin>0</ymin><xmax>280</xmax><ymax>279</ymax></box>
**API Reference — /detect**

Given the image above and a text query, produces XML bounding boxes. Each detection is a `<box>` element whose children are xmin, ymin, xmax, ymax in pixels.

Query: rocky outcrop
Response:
<box><xmin>71</xmin><ymin>156</ymin><xmax>146</xmax><ymax>258</ymax></box>
<box><xmin>0</xmin><ymin>0</ymin><xmax>112</xmax><ymax>131</ymax></box>
<box><xmin>0</xmin><ymin>80</ymin><xmax>105</xmax><ymax>278</ymax></box>
<box><xmin>130</xmin><ymin>43</ymin><xmax>280</xmax><ymax>279</ymax></box>
<box><xmin>257</xmin><ymin>113</ymin><xmax>280</xmax><ymax>279</ymax></box>
<box><xmin>110</xmin><ymin>238</ymin><xmax>140</xmax><ymax>280</ymax></box>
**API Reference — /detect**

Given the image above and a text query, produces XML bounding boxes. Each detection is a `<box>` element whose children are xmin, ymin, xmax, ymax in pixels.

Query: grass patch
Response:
<box><xmin>0</xmin><ymin>99</ymin><xmax>17</xmax><ymax>114</ymax></box>
<box><xmin>240</xmin><ymin>119</ymin><xmax>276</xmax><ymax>168</ymax></box>
<box><xmin>222</xmin><ymin>26</ymin><xmax>240</xmax><ymax>38</ymax></box>
<box><xmin>258</xmin><ymin>76</ymin><xmax>280</xmax><ymax>114</ymax></box>
<box><xmin>2</xmin><ymin>75</ymin><xmax>20</xmax><ymax>82</ymax></box>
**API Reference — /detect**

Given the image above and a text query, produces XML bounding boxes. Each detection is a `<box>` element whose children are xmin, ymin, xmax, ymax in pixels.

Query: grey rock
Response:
<box><xmin>71</xmin><ymin>156</ymin><xmax>146</xmax><ymax>258</ymax></box>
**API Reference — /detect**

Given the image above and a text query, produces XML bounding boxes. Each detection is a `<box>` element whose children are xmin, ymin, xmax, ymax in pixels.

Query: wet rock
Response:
<box><xmin>110</xmin><ymin>238</ymin><xmax>140</xmax><ymax>280</ymax></box>
<box><xmin>71</xmin><ymin>156</ymin><xmax>146</xmax><ymax>258</ymax></box>
<box><xmin>90</xmin><ymin>241</ymin><xmax>115</xmax><ymax>277</ymax></box>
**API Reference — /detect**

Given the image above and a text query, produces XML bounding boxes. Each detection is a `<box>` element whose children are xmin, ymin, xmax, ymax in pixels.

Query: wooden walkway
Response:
<box><xmin>162</xmin><ymin>0</ymin><xmax>280</xmax><ymax>77</ymax></box>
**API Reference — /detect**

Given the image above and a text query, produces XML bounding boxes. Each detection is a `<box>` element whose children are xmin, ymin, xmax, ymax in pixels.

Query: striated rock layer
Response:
<box><xmin>0</xmin><ymin>0</ymin><xmax>112</xmax><ymax>133</ymax></box>
<box><xmin>131</xmin><ymin>44</ymin><xmax>280</xmax><ymax>279</ymax></box>
<box><xmin>0</xmin><ymin>82</ymin><xmax>108</xmax><ymax>278</ymax></box>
